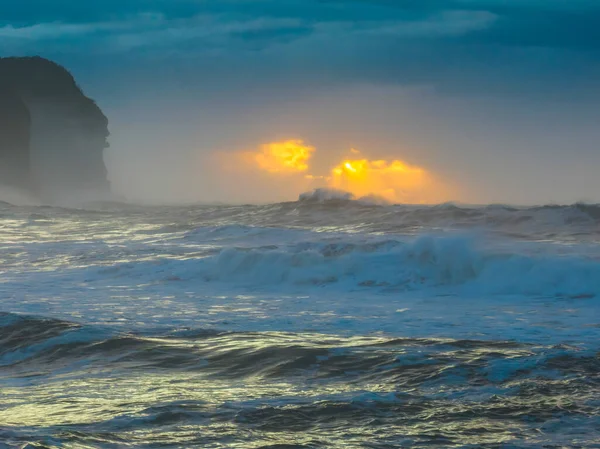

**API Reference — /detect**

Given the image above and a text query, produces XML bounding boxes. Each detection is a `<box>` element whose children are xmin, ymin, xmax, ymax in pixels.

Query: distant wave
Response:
<box><xmin>299</xmin><ymin>188</ymin><xmax>355</xmax><ymax>203</ymax></box>
<box><xmin>286</xmin><ymin>198</ymin><xmax>600</xmax><ymax>238</ymax></box>
<box><xmin>3</xmin><ymin>187</ymin><xmax>598</xmax><ymax>231</ymax></box>
<box><xmin>298</xmin><ymin>188</ymin><xmax>390</xmax><ymax>205</ymax></box>
<box><xmin>1</xmin><ymin>191</ymin><xmax>599</xmax><ymax>248</ymax></box>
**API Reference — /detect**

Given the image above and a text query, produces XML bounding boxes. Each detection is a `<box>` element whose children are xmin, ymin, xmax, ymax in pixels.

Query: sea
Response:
<box><xmin>1</xmin><ymin>189</ymin><xmax>599</xmax><ymax>448</ymax></box>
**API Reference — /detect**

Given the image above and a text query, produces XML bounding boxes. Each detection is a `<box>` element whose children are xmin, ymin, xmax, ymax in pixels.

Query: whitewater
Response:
<box><xmin>1</xmin><ymin>191</ymin><xmax>599</xmax><ymax>448</ymax></box>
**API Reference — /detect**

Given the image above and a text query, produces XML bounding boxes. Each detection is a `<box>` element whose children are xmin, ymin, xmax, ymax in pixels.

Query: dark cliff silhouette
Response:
<box><xmin>0</xmin><ymin>56</ymin><xmax>110</xmax><ymax>200</ymax></box>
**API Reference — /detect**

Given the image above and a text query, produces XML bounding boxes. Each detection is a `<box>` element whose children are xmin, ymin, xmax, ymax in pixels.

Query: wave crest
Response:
<box><xmin>87</xmin><ymin>234</ymin><xmax>600</xmax><ymax>298</ymax></box>
<box><xmin>298</xmin><ymin>188</ymin><xmax>390</xmax><ymax>206</ymax></box>
<box><xmin>298</xmin><ymin>188</ymin><xmax>355</xmax><ymax>203</ymax></box>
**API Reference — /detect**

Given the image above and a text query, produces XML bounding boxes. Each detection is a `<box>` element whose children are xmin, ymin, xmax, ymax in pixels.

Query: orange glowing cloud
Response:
<box><xmin>326</xmin><ymin>150</ymin><xmax>448</xmax><ymax>204</ymax></box>
<box><xmin>221</xmin><ymin>140</ymin><xmax>455</xmax><ymax>204</ymax></box>
<box><xmin>249</xmin><ymin>139</ymin><xmax>315</xmax><ymax>173</ymax></box>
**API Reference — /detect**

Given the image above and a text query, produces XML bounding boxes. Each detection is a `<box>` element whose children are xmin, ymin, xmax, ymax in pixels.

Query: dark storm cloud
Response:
<box><xmin>3</xmin><ymin>0</ymin><xmax>600</xmax><ymax>52</ymax></box>
<box><xmin>2</xmin><ymin>0</ymin><xmax>598</xmax><ymax>39</ymax></box>
<box><xmin>460</xmin><ymin>10</ymin><xmax>600</xmax><ymax>50</ymax></box>
<box><xmin>1</xmin><ymin>1</ymin><xmax>599</xmax><ymax>98</ymax></box>
<box><xmin>0</xmin><ymin>1</ymin><xmax>198</xmax><ymax>25</ymax></box>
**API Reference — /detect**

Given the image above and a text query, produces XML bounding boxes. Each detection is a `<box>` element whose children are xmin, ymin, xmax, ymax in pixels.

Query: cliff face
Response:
<box><xmin>0</xmin><ymin>87</ymin><xmax>31</xmax><ymax>190</ymax></box>
<box><xmin>0</xmin><ymin>57</ymin><xmax>110</xmax><ymax>200</ymax></box>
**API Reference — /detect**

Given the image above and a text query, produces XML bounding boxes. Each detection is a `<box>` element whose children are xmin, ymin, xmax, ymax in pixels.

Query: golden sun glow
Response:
<box><xmin>327</xmin><ymin>151</ymin><xmax>437</xmax><ymax>204</ymax></box>
<box><xmin>250</xmin><ymin>139</ymin><xmax>315</xmax><ymax>173</ymax></box>
<box><xmin>227</xmin><ymin>140</ymin><xmax>454</xmax><ymax>204</ymax></box>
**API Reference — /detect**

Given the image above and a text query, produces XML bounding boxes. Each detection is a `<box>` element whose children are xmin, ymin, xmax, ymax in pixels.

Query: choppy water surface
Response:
<box><xmin>1</xmin><ymin>195</ymin><xmax>599</xmax><ymax>448</ymax></box>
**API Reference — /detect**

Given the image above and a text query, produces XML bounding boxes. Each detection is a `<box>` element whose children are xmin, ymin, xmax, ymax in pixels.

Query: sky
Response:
<box><xmin>1</xmin><ymin>0</ymin><xmax>599</xmax><ymax>205</ymax></box>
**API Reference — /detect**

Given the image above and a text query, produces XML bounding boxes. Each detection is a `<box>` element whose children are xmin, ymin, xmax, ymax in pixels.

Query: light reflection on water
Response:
<box><xmin>1</xmin><ymin>319</ymin><xmax>599</xmax><ymax>448</ymax></box>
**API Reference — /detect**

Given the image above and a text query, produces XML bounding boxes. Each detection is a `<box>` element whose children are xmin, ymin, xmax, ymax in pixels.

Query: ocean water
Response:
<box><xmin>1</xmin><ymin>192</ymin><xmax>599</xmax><ymax>448</ymax></box>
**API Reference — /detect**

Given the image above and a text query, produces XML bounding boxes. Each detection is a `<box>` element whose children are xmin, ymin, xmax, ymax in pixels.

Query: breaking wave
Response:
<box><xmin>298</xmin><ymin>188</ymin><xmax>390</xmax><ymax>205</ymax></box>
<box><xmin>84</xmin><ymin>233</ymin><xmax>600</xmax><ymax>299</ymax></box>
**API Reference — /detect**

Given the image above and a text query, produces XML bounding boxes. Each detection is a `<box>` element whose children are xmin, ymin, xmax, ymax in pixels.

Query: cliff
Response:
<box><xmin>0</xmin><ymin>56</ymin><xmax>110</xmax><ymax>200</ymax></box>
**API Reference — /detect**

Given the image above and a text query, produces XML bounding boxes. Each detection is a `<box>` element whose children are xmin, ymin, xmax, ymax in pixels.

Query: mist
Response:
<box><xmin>98</xmin><ymin>82</ymin><xmax>600</xmax><ymax>206</ymax></box>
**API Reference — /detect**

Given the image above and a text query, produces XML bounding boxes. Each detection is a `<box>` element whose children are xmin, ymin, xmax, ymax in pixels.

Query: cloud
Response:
<box><xmin>0</xmin><ymin>12</ymin><xmax>316</xmax><ymax>54</ymax></box>
<box><xmin>0</xmin><ymin>5</ymin><xmax>495</xmax><ymax>49</ymax></box>
<box><xmin>354</xmin><ymin>10</ymin><xmax>497</xmax><ymax>37</ymax></box>
<box><xmin>1</xmin><ymin>0</ymin><xmax>598</xmax><ymax>100</ymax></box>
<box><xmin>0</xmin><ymin>19</ymin><xmax>141</xmax><ymax>40</ymax></box>
<box><xmin>3</xmin><ymin>1</ymin><xmax>598</xmax><ymax>54</ymax></box>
